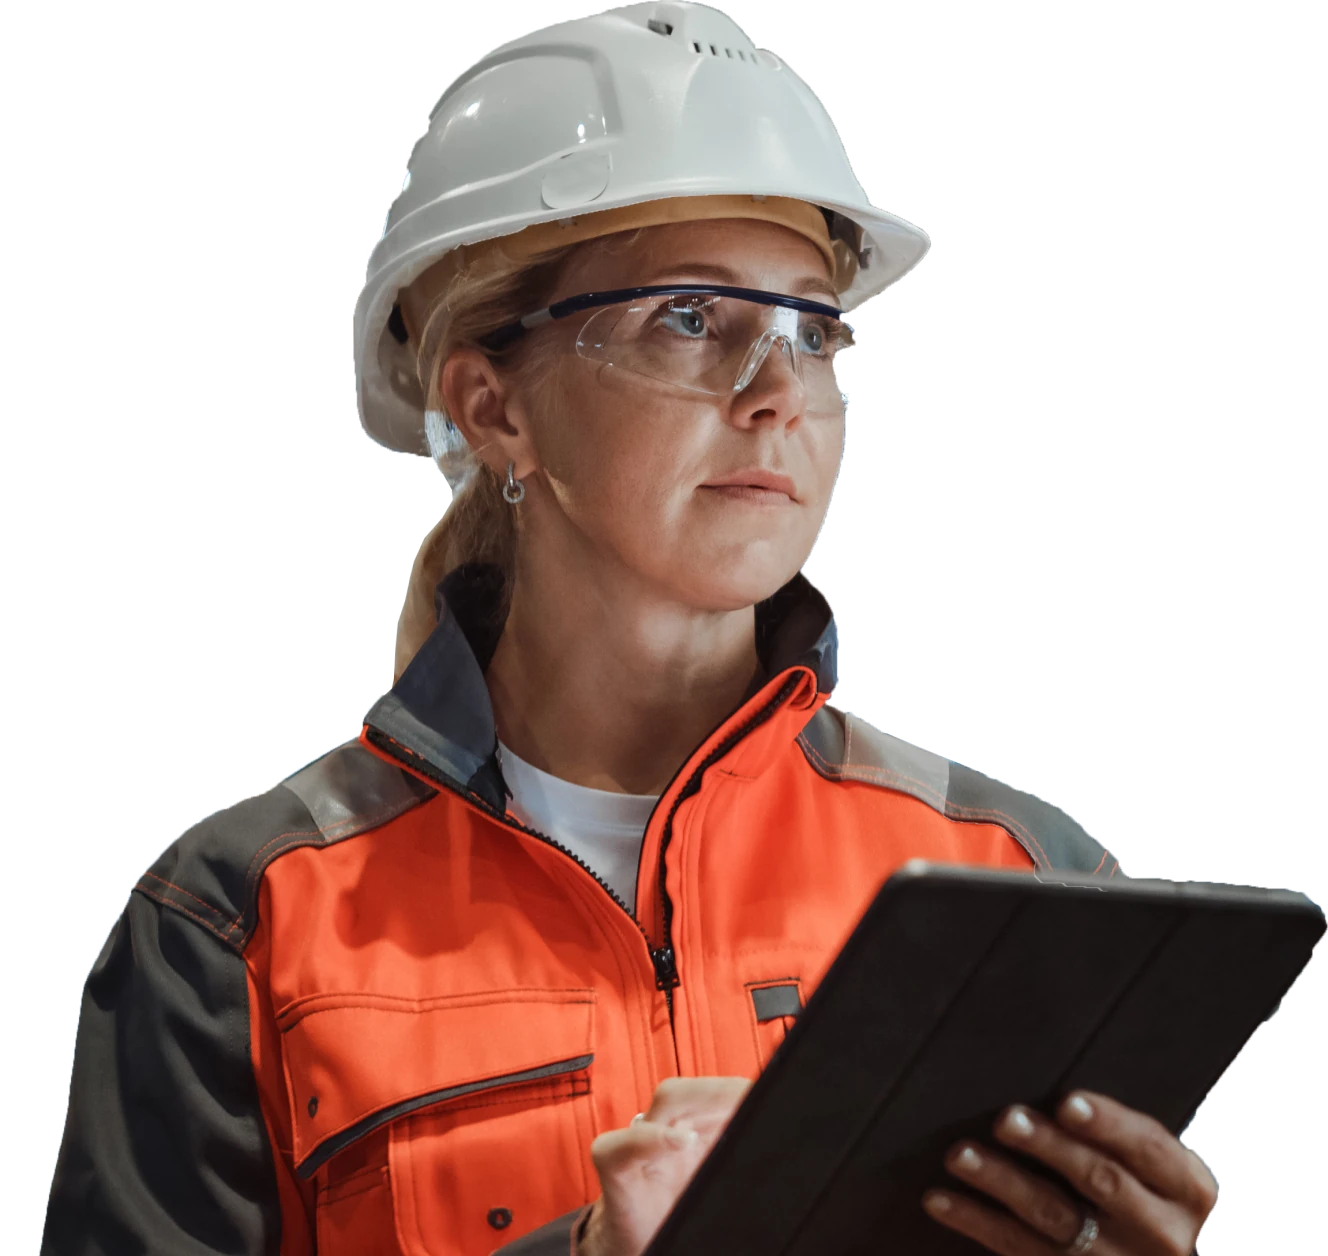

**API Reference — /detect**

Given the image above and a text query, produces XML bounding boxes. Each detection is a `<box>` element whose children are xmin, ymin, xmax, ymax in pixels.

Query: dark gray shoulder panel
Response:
<box><xmin>43</xmin><ymin>892</ymin><xmax>283</xmax><ymax>1252</ymax></box>
<box><xmin>797</xmin><ymin>706</ymin><xmax>1117</xmax><ymax>876</ymax></box>
<box><xmin>134</xmin><ymin>740</ymin><xmax>436</xmax><ymax>952</ymax></box>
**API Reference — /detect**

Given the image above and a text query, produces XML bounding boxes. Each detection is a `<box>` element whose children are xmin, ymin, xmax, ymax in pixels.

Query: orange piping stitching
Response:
<box><xmin>134</xmin><ymin>883</ymin><xmax>236</xmax><ymax>946</ymax></box>
<box><xmin>139</xmin><ymin>871</ymin><xmax>226</xmax><ymax>916</ymax></box>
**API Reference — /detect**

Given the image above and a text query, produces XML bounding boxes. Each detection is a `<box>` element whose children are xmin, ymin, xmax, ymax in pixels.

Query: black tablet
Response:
<box><xmin>643</xmin><ymin>862</ymin><xmax>1325</xmax><ymax>1256</ymax></box>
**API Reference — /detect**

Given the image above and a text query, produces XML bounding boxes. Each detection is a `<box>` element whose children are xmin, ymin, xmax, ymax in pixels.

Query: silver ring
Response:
<box><xmin>630</xmin><ymin>1111</ymin><xmax>645</xmax><ymax>1125</ymax></box>
<box><xmin>1064</xmin><ymin>1210</ymin><xmax>1099</xmax><ymax>1253</ymax></box>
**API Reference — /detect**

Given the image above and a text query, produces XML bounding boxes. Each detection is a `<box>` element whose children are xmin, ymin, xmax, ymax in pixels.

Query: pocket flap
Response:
<box><xmin>279</xmin><ymin>988</ymin><xmax>595</xmax><ymax>1177</ymax></box>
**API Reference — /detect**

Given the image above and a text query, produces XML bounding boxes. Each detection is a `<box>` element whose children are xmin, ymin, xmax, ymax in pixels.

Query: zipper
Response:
<box><xmin>650</xmin><ymin>675</ymin><xmax>802</xmax><ymax>1015</ymax></box>
<box><xmin>362</xmin><ymin>726</ymin><xmax>650</xmax><ymax>935</ymax></box>
<box><xmin>365</xmin><ymin>672</ymin><xmax>800</xmax><ymax>1021</ymax></box>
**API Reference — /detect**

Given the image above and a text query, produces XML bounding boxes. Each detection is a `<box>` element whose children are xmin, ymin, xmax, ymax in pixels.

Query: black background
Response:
<box><xmin>38</xmin><ymin>4</ymin><xmax>1317</xmax><ymax>1248</ymax></box>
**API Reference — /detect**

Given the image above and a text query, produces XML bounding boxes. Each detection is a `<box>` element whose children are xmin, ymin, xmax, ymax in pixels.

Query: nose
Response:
<box><xmin>729</xmin><ymin>331</ymin><xmax>806</xmax><ymax>431</ymax></box>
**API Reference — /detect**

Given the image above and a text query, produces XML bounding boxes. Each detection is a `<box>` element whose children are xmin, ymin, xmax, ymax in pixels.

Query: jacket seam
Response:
<box><xmin>236</xmin><ymin>796</ymin><xmax>420</xmax><ymax>933</ymax></box>
<box><xmin>139</xmin><ymin>870</ymin><xmax>227</xmax><ymax>915</ymax></box>
<box><xmin>319</xmin><ymin>1165</ymin><xmax>387</xmax><ymax>1205</ymax></box>
<box><xmin>276</xmin><ymin>986</ymin><xmax>595</xmax><ymax>1025</ymax></box>
<box><xmin>133</xmin><ymin>795</ymin><xmax>432</xmax><ymax>952</ymax></box>
<box><xmin>796</xmin><ymin>733</ymin><xmax>1053</xmax><ymax>870</ymax></box>
<box><xmin>133</xmin><ymin>882</ymin><xmax>240</xmax><ymax>948</ymax></box>
<box><xmin>681</xmin><ymin>777</ymin><xmax>727</xmax><ymax>1076</ymax></box>
<box><xmin>503</xmin><ymin>807</ymin><xmax>649</xmax><ymax>1117</ymax></box>
<box><xmin>408</xmin><ymin>1106</ymin><xmax>425</xmax><ymax>1248</ymax></box>
<box><xmin>713</xmin><ymin>765</ymin><xmax>763</xmax><ymax>782</ymax></box>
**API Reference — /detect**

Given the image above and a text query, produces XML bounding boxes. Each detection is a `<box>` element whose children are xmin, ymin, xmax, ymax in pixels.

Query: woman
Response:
<box><xmin>43</xmin><ymin>5</ymin><xmax>1217</xmax><ymax>1254</ymax></box>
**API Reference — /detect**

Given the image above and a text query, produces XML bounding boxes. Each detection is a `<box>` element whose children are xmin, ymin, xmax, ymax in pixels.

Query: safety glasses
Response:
<box><xmin>480</xmin><ymin>284</ymin><xmax>854</xmax><ymax>409</ymax></box>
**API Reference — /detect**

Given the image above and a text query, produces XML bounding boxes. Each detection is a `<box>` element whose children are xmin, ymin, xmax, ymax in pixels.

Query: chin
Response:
<box><xmin>669</xmin><ymin>551</ymin><xmax>806</xmax><ymax>613</ymax></box>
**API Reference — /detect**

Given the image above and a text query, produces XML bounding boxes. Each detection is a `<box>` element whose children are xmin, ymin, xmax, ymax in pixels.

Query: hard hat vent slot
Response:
<box><xmin>683</xmin><ymin>41</ymin><xmax>758</xmax><ymax>63</ymax></box>
<box><xmin>647</xmin><ymin>19</ymin><xmax>673</xmax><ymax>36</ymax></box>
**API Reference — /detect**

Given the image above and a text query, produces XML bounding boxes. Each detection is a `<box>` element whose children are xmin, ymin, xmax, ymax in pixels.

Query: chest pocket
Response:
<box><xmin>280</xmin><ymin>988</ymin><xmax>598</xmax><ymax>1256</ymax></box>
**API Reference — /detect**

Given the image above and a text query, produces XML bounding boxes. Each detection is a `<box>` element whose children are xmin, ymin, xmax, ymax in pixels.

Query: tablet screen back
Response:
<box><xmin>643</xmin><ymin>864</ymin><xmax>1324</xmax><ymax>1256</ymax></box>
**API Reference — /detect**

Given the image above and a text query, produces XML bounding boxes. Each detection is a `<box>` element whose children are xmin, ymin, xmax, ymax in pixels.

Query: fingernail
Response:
<box><xmin>955</xmin><ymin>1146</ymin><xmax>983</xmax><ymax>1172</ymax></box>
<box><xmin>665</xmin><ymin>1125</ymin><xmax>700</xmax><ymax>1148</ymax></box>
<box><xmin>923</xmin><ymin>1191</ymin><xmax>953</xmax><ymax>1214</ymax></box>
<box><xmin>1063</xmin><ymin>1094</ymin><xmax>1094</xmax><ymax>1125</ymax></box>
<box><xmin>1004</xmin><ymin>1108</ymin><xmax>1035</xmax><ymax>1139</ymax></box>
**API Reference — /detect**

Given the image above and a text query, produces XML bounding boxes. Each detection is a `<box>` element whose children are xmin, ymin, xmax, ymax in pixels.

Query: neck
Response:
<box><xmin>485</xmin><ymin>538</ymin><xmax>761</xmax><ymax>797</ymax></box>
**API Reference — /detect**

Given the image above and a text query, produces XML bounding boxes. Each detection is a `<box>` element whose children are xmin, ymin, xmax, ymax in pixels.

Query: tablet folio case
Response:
<box><xmin>644</xmin><ymin>864</ymin><xmax>1325</xmax><ymax>1255</ymax></box>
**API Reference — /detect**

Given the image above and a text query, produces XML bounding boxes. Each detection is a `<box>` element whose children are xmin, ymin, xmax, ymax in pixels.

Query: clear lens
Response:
<box><xmin>575</xmin><ymin>293</ymin><xmax>853</xmax><ymax>411</ymax></box>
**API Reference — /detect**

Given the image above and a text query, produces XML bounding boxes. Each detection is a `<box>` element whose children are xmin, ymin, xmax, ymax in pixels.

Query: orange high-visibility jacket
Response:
<box><xmin>43</xmin><ymin>567</ymin><xmax>1117</xmax><ymax>1255</ymax></box>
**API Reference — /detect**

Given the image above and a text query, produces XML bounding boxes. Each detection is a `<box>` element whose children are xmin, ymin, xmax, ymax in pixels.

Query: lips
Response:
<box><xmin>700</xmin><ymin>469</ymin><xmax>798</xmax><ymax>501</ymax></box>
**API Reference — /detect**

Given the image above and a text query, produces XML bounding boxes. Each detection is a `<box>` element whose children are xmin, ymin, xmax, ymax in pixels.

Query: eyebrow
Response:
<box><xmin>638</xmin><ymin>261</ymin><xmax>838</xmax><ymax>304</ymax></box>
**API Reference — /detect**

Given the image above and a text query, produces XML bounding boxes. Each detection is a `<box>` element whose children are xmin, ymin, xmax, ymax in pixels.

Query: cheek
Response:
<box><xmin>531</xmin><ymin>370</ymin><xmax>708</xmax><ymax>536</ymax></box>
<box><xmin>801</xmin><ymin>415</ymin><xmax>846</xmax><ymax>508</ymax></box>
<box><xmin>528</xmin><ymin>364</ymin><xmax>845</xmax><ymax>605</ymax></box>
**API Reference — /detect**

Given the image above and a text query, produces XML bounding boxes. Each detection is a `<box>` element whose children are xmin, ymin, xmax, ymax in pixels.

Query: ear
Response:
<box><xmin>437</xmin><ymin>347</ymin><xmax>539</xmax><ymax>479</ymax></box>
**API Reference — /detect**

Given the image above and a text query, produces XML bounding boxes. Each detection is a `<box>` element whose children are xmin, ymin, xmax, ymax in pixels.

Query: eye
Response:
<box><xmin>796</xmin><ymin>318</ymin><xmax>839</xmax><ymax>358</ymax></box>
<box><xmin>659</xmin><ymin>304</ymin><xmax>710</xmax><ymax>338</ymax></box>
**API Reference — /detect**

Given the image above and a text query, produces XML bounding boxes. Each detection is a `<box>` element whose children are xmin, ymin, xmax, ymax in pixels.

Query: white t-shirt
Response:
<box><xmin>497</xmin><ymin>740</ymin><xmax>658</xmax><ymax>915</ymax></box>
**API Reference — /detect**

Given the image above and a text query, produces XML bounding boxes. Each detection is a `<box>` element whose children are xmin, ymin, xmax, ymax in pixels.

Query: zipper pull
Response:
<box><xmin>651</xmin><ymin>945</ymin><xmax>680</xmax><ymax>991</ymax></box>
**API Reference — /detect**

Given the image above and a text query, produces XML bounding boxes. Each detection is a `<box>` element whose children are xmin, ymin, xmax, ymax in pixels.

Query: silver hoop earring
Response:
<box><xmin>502</xmin><ymin>462</ymin><xmax>525</xmax><ymax>505</ymax></box>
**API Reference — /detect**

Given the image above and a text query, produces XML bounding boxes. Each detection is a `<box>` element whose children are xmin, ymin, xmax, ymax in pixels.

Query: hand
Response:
<box><xmin>577</xmin><ymin>1076</ymin><xmax>750</xmax><ymax>1256</ymax></box>
<box><xmin>922</xmin><ymin>1090</ymin><xmax>1218</xmax><ymax>1254</ymax></box>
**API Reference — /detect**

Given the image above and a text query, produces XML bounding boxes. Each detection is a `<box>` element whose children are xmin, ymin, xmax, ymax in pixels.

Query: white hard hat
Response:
<box><xmin>355</xmin><ymin>1</ymin><xmax>931</xmax><ymax>456</ymax></box>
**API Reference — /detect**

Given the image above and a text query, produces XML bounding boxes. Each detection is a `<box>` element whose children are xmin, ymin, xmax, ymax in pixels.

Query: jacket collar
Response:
<box><xmin>362</xmin><ymin>563</ymin><xmax>838</xmax><ymax>810</ymax></box>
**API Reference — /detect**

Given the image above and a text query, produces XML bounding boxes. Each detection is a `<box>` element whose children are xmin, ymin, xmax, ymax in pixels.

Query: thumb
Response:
<box><xmin>592</xmin><ymin>1119</ymin><xmax>700</xmax><ymax>1178</ymax></box>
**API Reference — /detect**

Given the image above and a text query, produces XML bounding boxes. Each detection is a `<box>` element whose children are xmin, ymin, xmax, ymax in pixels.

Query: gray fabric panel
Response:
<box><xmin>796</xmin><ymin>705</ymin><xmax>1116</xmax><ymax>877</ymax></box>
<box><xmin>495</xmin><ymin>1206</ymin><xmax>587</xmax><ymax>1255</ymax></box>
<box><xmin>797</xmin><ymin>707</ymin><xmax>950</xmax><ymax>811</ymax></box>
<box><xmin>363</xmin><ymin>691</ymin><xmax>490</xmax><ymax>799</ymax></box>
<box><xmin>797</xmin><ymin>704</ymin><xmax>847</xmax><ymax>772</ymax></box>
<box><xmin>136</xmin><ymin>741</ymin><xmax>436</xmax><ymax>953</ymax></box>
<box><xmin>754</xmin><ymin>573</ymin><xmax>838</xmax><ymax>693</ymax></box>
<box><xmin>751</xmin><ymin>984</ymin><xmax>803</xmax><ymax>1022</ymax></box>
<box><xmin>366</xmin><ymin>597</ymin><xmax>498</xmax><ymax>793</ymax></box>
<box><xmin>843</xmin><ymin>714</ymin><xmax>952</xmax><ymax>811</ymax></box>
<box><xmin>946</xmin><ymin>760</ymin><xmax>1115</xmax><ymax>876</ymax></box>
<box><xmin>282</xmin><ymin>740</ymin><xmax>434</xmax><ymax>840</ymax></box>
<box><xmin>43</xmin><ymin>893</ymin><xmax>283</xmax><ymax>1253</ymax></box>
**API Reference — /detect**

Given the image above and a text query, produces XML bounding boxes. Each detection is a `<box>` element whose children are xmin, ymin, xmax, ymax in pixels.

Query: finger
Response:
<box><xmin>922</xmin><ymin>1189</ymin><xmax>1064</xmax><ymax>1256</ymax></box>
<box><xmin>591</xmin><ymin>1121</ymin><xmax>700</xmax><ymax>1178</ymax></box>
<box><xmin>995</xmin><ymin>1106</ymin><xmax>1201</xmax><ymax>1254</ymax></box>
<box><xmin>1055</xmin><ymin>1091</ymin><xmax>1219</xmax><ymax>1216</ymax></box>
<box><xmin>644</xmin><ymin>1076</ymin><xmax>751</xmax><ymax>1129</ymax></box>
<box><xmin>943</xmin><ymin>1141</ymin><xmax>1084</xmax><ymax>1248</ymax></box>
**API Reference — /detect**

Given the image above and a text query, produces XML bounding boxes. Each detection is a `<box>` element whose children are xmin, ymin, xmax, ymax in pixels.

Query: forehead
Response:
<box><xmin>551</xmin><ymin>217</ymin><xmax>837</xmax><ymax>303</ymax></box>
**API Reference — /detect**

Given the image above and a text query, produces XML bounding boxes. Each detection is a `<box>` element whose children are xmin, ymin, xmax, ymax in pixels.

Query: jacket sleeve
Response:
<box><xmin>495</xmin><ymin>1205</ymin><xmax>593</xmax><ymax>1256</ymax></box>
<box><xmin>42</xmin><ymin>890</ymin><xmax>287</xmax><ymax>1255</ymax></box>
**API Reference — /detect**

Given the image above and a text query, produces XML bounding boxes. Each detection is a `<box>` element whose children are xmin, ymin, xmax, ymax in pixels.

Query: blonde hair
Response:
<box><xmin>393</xmin><ymin>240</ymin><xmax>581</xmax><ymax>681</ymax></box>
